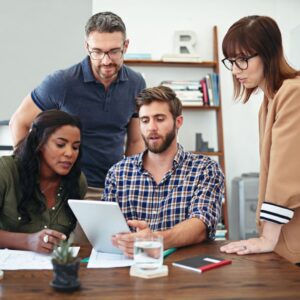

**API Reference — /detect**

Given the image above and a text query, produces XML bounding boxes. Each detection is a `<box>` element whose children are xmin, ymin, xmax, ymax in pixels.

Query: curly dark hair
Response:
<box><xmin>13</xmin><ymin>110</ymin><xmax>83</xmax><ymax>223</ymax></box>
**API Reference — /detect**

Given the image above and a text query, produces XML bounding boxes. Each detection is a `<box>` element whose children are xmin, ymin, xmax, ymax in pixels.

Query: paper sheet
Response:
<box><xmin>87</xmin><ymin>248</ymin><xmax>134</xmax><ymax>268</ymax></box>
<box><xmin>0</xmin><ymin>247</ymin><xmax>80</xmax><ymax>270</ymax></box>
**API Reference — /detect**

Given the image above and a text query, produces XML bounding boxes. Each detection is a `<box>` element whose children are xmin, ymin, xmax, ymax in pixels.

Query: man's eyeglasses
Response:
<box><xmin>222</xmin><ymin>53</ymin><xmax>258</xmax><ymax>71</ymax></box>
<box><xmin>87</xmin><ymin>43</ymin><xmax>124</xmax><ymax>60</ymax></box>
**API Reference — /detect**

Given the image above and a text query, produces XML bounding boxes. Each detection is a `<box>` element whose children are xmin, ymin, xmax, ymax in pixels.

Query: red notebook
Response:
<box><xmin>172</xmin><ymin>255</ymin><xmax>231</xmax><ymax>273</ymax></box>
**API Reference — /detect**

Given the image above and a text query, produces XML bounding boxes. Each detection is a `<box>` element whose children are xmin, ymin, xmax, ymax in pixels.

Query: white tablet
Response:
<box><xmin>68</xmin><ymin>199</ymin><xmax>130</xmax><ymax>254</ymax></box>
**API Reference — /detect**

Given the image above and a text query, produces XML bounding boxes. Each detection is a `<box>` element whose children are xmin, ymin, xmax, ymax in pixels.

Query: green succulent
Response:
<box><xmin>52</xmin><ymin>239</ymin><xmax>77</xmax><ymax>264</ymax></box>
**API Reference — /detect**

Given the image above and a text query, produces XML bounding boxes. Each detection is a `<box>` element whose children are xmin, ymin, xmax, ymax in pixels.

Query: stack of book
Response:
<box><xmin>215</xmin><ymin>229</ymin><xmax>227</xmax><ymax>241</ymax></box>
<box><xmin>161</xmin><ymin>73</ymin><xmax>220</xmax><ymax>107</ymax></box>
<box><xmin>215</xmin><ymin>222</ymin><xmax>227</xmax><ymax>240</ymax></box>
<box><xmin>161</xmin><ymin>80</ymin><xmax>203</xmax><ymax>106</ymax></box>
<box><xmin>124</xmin><ymin>53</ymin><xmax>152</xmax><ymax>60</ymax></box>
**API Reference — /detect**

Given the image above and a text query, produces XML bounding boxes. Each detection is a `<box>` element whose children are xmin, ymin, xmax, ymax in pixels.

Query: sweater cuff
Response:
<box><xmin>260</xmin><ymin>201</ymin><xmax>294</xmax><ymax>224</ymax></box>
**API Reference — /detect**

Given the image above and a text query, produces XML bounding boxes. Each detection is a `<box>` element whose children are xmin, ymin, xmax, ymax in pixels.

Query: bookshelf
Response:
<box><xmin>123</xmin><ymin>60</ymin><xmax>216</xmax><ymax>68</ymax></box>
<box><xmin>125</xmin><ymin>26</ymin><xmax>228</xmax><ymax>236</ymax></box>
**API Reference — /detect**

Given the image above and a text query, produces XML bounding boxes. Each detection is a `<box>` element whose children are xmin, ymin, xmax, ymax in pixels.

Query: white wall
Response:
<box><xmin>92</xmin><ymin>0</ymin><xmax>300</xmax><ymax>214</ymax></box>
<box><xmin>0</xmin><ymin>0</ymin><xmax>92</xmax><ymax>120</ymax></box>
<box><xmin>290</xmin><ymin>25</ymin><xmax>300</xmax><ymax>69</ymax></box>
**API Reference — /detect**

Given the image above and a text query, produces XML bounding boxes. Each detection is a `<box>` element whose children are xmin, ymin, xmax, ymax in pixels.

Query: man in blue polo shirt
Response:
<box><xmin>9</xmin><ymin>12</ymin><xmax>146</xmax><ymax>199</ymax></box>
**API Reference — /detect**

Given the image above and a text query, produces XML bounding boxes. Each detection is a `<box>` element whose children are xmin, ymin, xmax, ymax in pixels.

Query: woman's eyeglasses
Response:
<box><xmin>222</xmin><ymin>54</ymin><xmax>258</xmax><ymax>71</ymax></box>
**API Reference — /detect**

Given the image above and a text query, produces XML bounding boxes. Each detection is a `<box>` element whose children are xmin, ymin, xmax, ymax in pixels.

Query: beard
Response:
<box><xmin>142</xmin><ymin>125</ymin><xmax>176</xmax><ymax>154</ymax></box>
<box><xmin>94</xmin><ymin>62</ymin><xmax>122</xmax><ymax>81</ymax></box>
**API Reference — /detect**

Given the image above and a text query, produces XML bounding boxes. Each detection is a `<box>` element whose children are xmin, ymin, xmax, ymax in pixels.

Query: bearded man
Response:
<box><xmin>103</xmin><ymin>86</ymin><xmax>224</xmax><ymax>257</ymax></box>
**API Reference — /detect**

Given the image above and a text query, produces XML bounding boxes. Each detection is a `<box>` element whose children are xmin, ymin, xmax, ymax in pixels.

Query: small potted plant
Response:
<box><xmin>50</xmin><ymin>239</ymin><xmax>80</xmax><ymax>292</ymax></box>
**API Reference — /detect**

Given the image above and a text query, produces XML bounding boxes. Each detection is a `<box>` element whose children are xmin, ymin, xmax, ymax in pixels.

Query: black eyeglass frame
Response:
<box><xmin>222</xmin><ymin>53</ymin><xmax>258</xmax><ymax>71</ymax></box>
<box><xmin>86</xmin><ymin>42</ymin><xmax>125</xmax><ymax>61</ymax></box>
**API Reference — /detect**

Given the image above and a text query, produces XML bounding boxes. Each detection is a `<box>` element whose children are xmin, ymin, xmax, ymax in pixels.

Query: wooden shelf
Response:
<box><xmin>182</xmin><ymin>105</ymin><xmax>220</xmax><ymax>110</ymax></box>
<box><xmin>125</xmin><ymin>59</ymin><xmax>217</xmax><ymax>68</ymax></box>
<box><xmin>191</xmin><ymin>151</ymin><xmax>223</xmax><ymax>156</ymax></box>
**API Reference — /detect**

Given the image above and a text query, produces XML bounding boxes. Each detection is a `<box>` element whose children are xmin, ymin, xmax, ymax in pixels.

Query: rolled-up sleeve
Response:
<box><xmin>189</xmin><ymin>161</ymin><xmax>224</xmax><ymax>239</ymax></box>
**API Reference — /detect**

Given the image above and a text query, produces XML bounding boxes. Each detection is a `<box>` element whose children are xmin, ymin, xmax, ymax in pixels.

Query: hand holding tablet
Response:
<box><xmin>68</xmin><ymin>200</ymin><xmax>130</xmax><ymax>254</ymax></box>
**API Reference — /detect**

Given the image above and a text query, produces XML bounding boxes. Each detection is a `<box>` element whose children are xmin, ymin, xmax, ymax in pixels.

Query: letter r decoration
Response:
<box><xmin>173</xmin><ymin>31</ymin><xmax>197</xmax><ymax>54</ymax></box>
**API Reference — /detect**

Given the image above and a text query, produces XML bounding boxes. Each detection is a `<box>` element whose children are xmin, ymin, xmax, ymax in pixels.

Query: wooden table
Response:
<box><xmin>1</xmin><ymin>241</ymin><xmax>300</xmax><ymax>299</ymax></box>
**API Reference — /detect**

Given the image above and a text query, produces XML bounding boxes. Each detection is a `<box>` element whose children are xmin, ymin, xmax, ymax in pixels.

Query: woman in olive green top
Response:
<box><xmin>0</xmin><ymin>110</ymin><xmax>87</xmax><ymax>253</ymax></box>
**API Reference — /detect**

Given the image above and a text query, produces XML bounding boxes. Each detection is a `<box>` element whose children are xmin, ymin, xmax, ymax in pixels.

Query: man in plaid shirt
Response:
<box><xmin>103</xmin><ymin>86</ymin><xmax>224</xmax><ymax>257</ymax></box>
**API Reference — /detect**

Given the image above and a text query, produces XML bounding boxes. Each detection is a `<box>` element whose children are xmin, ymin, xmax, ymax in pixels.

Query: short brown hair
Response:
<box><xmin>222</xmin><ymin>15</ymin><xmax>299</xmax><ymax>102</ymax></box>
<box><xmin>136</xmin><ymin>86</ymin><xmax>182</xmax><ymax>119</ymax></box>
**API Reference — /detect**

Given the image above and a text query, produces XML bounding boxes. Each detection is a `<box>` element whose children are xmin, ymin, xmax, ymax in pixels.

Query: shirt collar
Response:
<box><xmin>81</xmin><ymin>56</ymin><xmax>128</xmax><ymax>83</ymax></box>
<box><xmin>173</xmin><ymin>143</ymin><xmax>185</xmax><ymax>167</ymax></box>
<box><xmin>117</xmin><ymin>65</ymin><xmax>128</xmax><ymax>82</ymax></box>
<box><xmin>135</xmin><ymin>143</ymin><xmax>185</xmax><ymax>170</ymax></box>
<box><xmin>81</xmin><ymin>56</ymin><xmax>95</xmax><ymax>83</ymax></box>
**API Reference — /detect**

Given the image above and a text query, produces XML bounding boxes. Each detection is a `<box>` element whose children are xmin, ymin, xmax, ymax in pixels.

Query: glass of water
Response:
<box><xmin>134</xmin><ymin>236</ymin><xmax>163</xmax><ymax>270</ymax></box>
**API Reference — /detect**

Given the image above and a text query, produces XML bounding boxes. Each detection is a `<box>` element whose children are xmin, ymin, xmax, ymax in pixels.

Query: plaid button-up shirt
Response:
<box><xmin>104</xmin><ymin>144</ymin><xmax>224</xmax><ymax>239</ymax></box>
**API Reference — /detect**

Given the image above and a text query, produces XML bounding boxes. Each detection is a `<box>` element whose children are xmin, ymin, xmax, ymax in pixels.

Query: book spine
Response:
<box><xmin>200</xmin><ymin>79</ymin><xmax>209</xmax><ymax>106</ymax></box>
<box><xmin>211</xmin><ymin>73</ymin><xmax>219</xmax><ymax>106</ymax></box>
<box><xmin>124</xmin><ymin>53</ymin><xmax>152</xmax><ymax>59</ymax></box>
<box><xmin>205</xmin><ymin>75</ymin><xmax>214</xmax><ymax>106</ymax></box>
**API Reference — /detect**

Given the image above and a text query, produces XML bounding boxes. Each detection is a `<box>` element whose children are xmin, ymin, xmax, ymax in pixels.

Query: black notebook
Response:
<box><xmin>172</xmin><ymin>255</ymin><xmax>232</xmax><ymax>273</ymax></box>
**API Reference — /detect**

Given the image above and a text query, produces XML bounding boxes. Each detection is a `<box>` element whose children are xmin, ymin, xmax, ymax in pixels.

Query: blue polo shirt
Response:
<box><xmin>31</xmin><ymin>57</ymin><xmax>146</xmax><ymax>188</ymax></box>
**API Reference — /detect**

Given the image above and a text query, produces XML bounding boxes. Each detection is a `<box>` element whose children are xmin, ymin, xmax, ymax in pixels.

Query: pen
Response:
<box><xmin>163</xmin><ymin>247</ymin><xmax>177</xmax><ymax>258</ymax></box>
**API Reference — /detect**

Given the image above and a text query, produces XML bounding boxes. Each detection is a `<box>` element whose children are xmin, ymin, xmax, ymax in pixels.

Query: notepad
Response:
<box><xmin>0</xmin><ymin>247</ymin><xmax>80</xmax><ymax>270</ymax></box>
<box><xmin>172</xmin><ymin>255</ymin><xmax>231</xmax><ymax>273</ymax></box>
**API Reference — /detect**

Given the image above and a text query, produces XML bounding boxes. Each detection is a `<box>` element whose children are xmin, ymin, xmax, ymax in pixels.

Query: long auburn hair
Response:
<box><xmin>14</xmin><ymin>110</ymin><xmax>82</xmax><ymax>223</ymax></box>
<box><xmin>222</xmin><ymin>15</ymin><xmax>300</xmax><ymax>102</ymax></box>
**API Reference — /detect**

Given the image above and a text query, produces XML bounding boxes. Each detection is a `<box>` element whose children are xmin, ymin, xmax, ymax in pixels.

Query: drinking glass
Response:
<box><xmin>134</xmin><ymin>236</ymin><xmax>163</xmax><ymax>270</ymax></box>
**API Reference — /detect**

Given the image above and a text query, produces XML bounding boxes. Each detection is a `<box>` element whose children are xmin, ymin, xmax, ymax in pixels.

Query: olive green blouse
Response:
<box><xmin>0</xmin><ymin>156</ymin><xmax>87</xmax><ymax>236</ymax></box>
